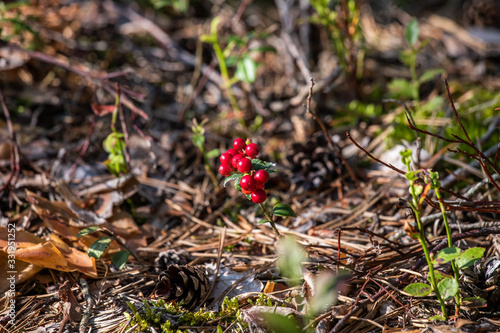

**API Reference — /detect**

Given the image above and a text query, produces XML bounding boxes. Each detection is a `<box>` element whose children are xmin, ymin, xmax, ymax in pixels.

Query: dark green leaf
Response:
<box><xmin>427</xmin><ymin>271</ymin><xmax>452</xmax><ymax>284</ymax></box>
<box><xmin>88</xmin><ymin>237</ymin><xmax>113</xmax><ymax>259</ymax></box>
<box><xmin>456</xmin><ymin>247</ymin><xmax>485</xmax><ymax>269</ymax></box>
<box><xmin>251</xmin><ymin>159</ymin><xmax>277</xmax><ymax>172</ymax></box>
<box><xmin>433</xmin><ymin>247</ymin><xmax>461</xmax><ymax>265</ymax></box>
<box><xmin>273</xmin><ymin>203</ymin><xmax>296</xmax><ymax>218</ymax></box>
<box><xmin>462</xmin><ymin>297</ymin><xmax>487</xmax><ymax>308</ymax></box>
<box><xmin>437</xmin><ymin>277</ymin><xmax>458</xmax><ymax>301</ymax></box>
<box><xmin>262</xmin><ymin>313</ymin><xmax>302</xmax><ymax>333</ymax></box>
<box><xmin>223</xmin><ymin>173</ymin><xmax>243</xmax><ymax>187</ymax></box>
<box><xmin>404</xmin><ymin>282</ymin><xmax>432</xmax><ymax>296</ymax></box>
<box><xmin>77</xmin><ymin>226</ymin><xmax>101</xmax><ymax>238</ymax></box>
<box><xmin>258</xmin><ymin>219</ymin><xmax>270</xmax><ymax>225</ymax></box>
<box><xmin>248</xmin><ymin>46</ymin><xmax>276</xmax><ymax>53</ymax></box>
<box><xmin>112</xmin><ymin>250</ymin><xmax>130</xmax><ymax>270</ymax></box>
<box><xmin>405</xmin><ymin>18</ymin><xmax>419</xmax><ymax>46</ymax></box>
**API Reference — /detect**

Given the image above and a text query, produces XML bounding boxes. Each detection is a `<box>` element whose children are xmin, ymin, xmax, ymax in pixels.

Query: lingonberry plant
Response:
<box><xmin>218</xmin><ymin>138</ymin><xmax>296</xmax><ymax>236</ymax></box>
<box><xmin>400</xmin><ymin>149</ymin><xmax>486</xmax><ymax>321</ymax></box>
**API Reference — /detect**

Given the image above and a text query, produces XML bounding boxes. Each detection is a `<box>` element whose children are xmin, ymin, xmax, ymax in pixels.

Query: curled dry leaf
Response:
<box><xmin>0</xmin><ymin>226</ymin><xmax>97</xmax><ymax>279</ymax></box>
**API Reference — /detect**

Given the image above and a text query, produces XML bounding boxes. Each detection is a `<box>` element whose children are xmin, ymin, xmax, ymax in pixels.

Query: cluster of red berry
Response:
<box><xmin>218</xmin><ymin>138</ymin><xmax>269</xmax><ymax>204</ymax></box>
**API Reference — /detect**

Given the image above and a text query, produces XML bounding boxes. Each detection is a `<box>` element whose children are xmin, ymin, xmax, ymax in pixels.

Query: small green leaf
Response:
<box><xmin>77</xmin><ymin>226</ymin><xmax>101</xmax><ymax>238</ymax></box>
<box><xmin>421</xmin><ymin>96</ymin><xmax>444</xmax><ymax>113</ymax></box>
<box><xmin>206</xmin><ymin>149</ymin><xmax>220</xmax><ymax>159</ymax></box>
<box><xmin>258</xmin><ymin>219</ymin><xmax>270</xmax><ymax>225</ymax></box>
<box><xmin>223</xmin><ymin>173</ymin><xmax>243</xmax><ymax>187</ymax></box>
<box><xmin>433</xmin><ymin>247</ymin><xmax>461</xmax><ymax>265</ymax></box>
<box><xmin>273</xmin><ymin>203</ymin><xmax>296</xmax><ymax>218</ymax></box>
<box><xmin>404</xmin><ymin>282</ymin><xmax>432</xmax><ymax>296</ymax></box>
<box><xmin>437</xmin><ymin>277</ymin><xmax>458</xmax><ymax>301</ymax></box>
<box><xmin>112</xmin><ymin>250</ymin><xmax>130</xmax><ymax>270</ymax></box>
<box><xmin>405</xmin><ymin>18</ymin><xmax>419</xmax><ymax>46</ymax></box>
<box><xmin>456</xmin><ymin>247</ymin><xmax>485</xmax><ymax>269</ymax></box>
<box><xmin>251</xmin><ymin>159</ymin><xmax>277</xmax><ymax>172</ymax></box>
<box><xmin>277</xmin><ymin>236</ymin><xmax>306</xmax><ymax>286</ymax></box>
<box><xmin>418</xmin><ymin>68</ymin><xmax>444</xmax><ymax>84</ymax></box>
<box><xmin>462</xmin><ymin>297</ymin><xmax>487</xmax><ymax>308</ymax></box>
<box><xmin>429</xmin><ymin>315</ymin><xmax>446</xmax><ymax>321</ymax></box>
<box><xmin>262</xmin><ymin>313</ymin><xmax>303</xmax><ymax>333</ymax></box>
<box><xmin>388</xmin><ymin>78</ymin><xmax>414</xmax><ymax>100</ymax></box>
<box><xmin>235</xmin><ymin>56</ymin><xmax>257</xmax><ymax>83</ymax></box>
<box><xmin>88</xmin><ymin>237</ymin><xmax>113</xmax><ymax>259</ymax></box>
<box><xmin>427</xmin><ymin>271</ymin><xmax>452</xmax><ymax>284</ymax></box>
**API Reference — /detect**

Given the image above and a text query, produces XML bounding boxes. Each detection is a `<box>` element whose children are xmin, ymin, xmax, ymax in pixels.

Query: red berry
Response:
<box><xmin>233</xmin><ymin>138</ymin><xmax>246</xmax><ymax>151</ymax></box>
<box><xmin>256</xmin><ymin>182</ymin><xmax>265</xmax><ymax>189</ymax></box>
<box><xmin>237</xmin><ymin>157</ymin><xmax>252</xmax><ymax>173</ymax></box>
<box><xmin>231</xmin><ymin>154</ymin><xmax>244</xmax><ymax>168</ymax></box>
<box><xmin>218</xmin><ymin>164</ymin><xmax>232</xmax><ymax>176</ymax></box>
<box><xmin>245</xmin><ymin>143</ymin><xmax>259</xmax><ymax>158</ymax></box>
<box><xmin>254</xmin><ymin>170</ymin><xmax>269</xmax><ymax>184</ymax></box>
<box><xmin>226</xmin><ymin>148</ymin><xmax>238</xmax><ymax>157</ymax></box>
<box><xmin>220</xmin><ymin>153</ymin><xmax>233</xmax><ymax>165</ymax></box>
<box><xmin>251</xmin><ymin>189</ymin><xmax>267</xmax><ymax>203</ymax></box>
<box><xmin>240</xmin><ymin>175</ymin><xmax>256</xmax><ymax>191</ymax></box>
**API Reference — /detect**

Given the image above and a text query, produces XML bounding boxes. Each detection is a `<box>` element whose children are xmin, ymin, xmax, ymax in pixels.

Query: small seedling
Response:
<box><xmin>191</xmin><ymin>118</ymin><xmax>219</xmax><ymax>190</ymax></box>
<box><xmin>400</xmin><ymin>149</ymin><xmax>485</xmax><ymax>320</ymax></box>
<box><xmin>219</xmin><ymin>138</ymin><xmax>296</xmax><ymax>236</ymax></box>
<box><xmin>77</xmin><ymin>226</ymin><xmax>142</xmax><ymax>270</ymax></box>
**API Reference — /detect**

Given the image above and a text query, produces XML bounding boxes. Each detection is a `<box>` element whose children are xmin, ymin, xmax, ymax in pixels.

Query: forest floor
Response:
<box><xmin>1</xmin><ymin>1</ymin><xmax>500</xmax><ymax>332</ymax></box>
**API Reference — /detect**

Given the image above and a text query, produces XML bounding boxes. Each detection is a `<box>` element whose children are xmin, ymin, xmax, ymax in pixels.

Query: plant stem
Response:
<box><xmin>435</xmin><ymin>187</ymin><xmax>461</xmax><ymax>313</ymax></box>
<box><xmin>409</xmin><ymin>181</ymin><xmax>448</xmax><ymax>320</ymax></box>
<box><xmin>259</xmin><ymin>203</ymin><xmax>280</xmax><ymax>237</ymax></box>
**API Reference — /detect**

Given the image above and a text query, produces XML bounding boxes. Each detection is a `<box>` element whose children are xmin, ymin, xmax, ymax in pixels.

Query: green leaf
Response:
<box><xmin>258</xmin><ymin>219</ymin><xmax>270</xmax><ymax>225</ymax></box>
<box><xmin>456</xmin><ymin>247</ymin><xmax>485</xmax><ymax>269</ymax></box>
<box><xmin>437</xmin><ymin>277</ymin><xmax>458</xmax><ymax>301</ymax></box>
<box><xmin>308</xmin><ymin>272</ymin><xmax>349</xmax><ymax>315</ymax></box>
<box><xmin>248</xmin><ymin>46</ymin><xmax>276</xmax><ymax>54</ymax></box>
<box><xmin>277</xmin><ymin>236</ymin><xmax>306</xmax><ymax>286</ymax></box>
<box><xmin>235</xmin><ymin>56</ymin><xmax>257</xmax><ymax>83</ymax></box>
<box><xmin>88</xmin><ymin>237</ymin><xmax>113</xmax><ymax>259</ymax></box>
<box><xmin>429</xmin><ymin>315</ymin><xmax>446</xmax><ymax>321</ymax></box>
<box><xmin>223</xmin><ymin>173</ymin><xmax>243</xmax><ymax>187</ymax></box>
<box><xmin>405</xmin><ymin>18</ymin><xmax>419</xmax><ymax>46</ymax></box>
<box><xmin>251</xmin><ymin>159</ymin><xmax>277</xmax><ymax>172</ymax></box>
<box><xmin>418</xmin><ymin>68</ymin><xmax>444</xmax><ymax>84</ymax></box>
<box><xmin>388</xmin><ymin>78</ymin><xmax>413</xmax><ymax>100</ymax></box>
<box><xmin>262</xmin><ymin>313</ymin><xmax>303</xmax><ymax>333</ymax></box>
<box><xmin>427</xmin><ymin>271</ymin><xmax>452</xmax><ymax>284</ymax></box>
<box><xmin>112</xmin><ymin>250</ymin><xmax>130</xmax><ymax>270</ymax></box>
<box><xmin>462</xmin><ymin>297</ymin><xmax>487</xmax><ymax>308</ymax></box>
<box><xmin>77</xmin><ymin>226</ymin><xmax>101</xmax><ymax>238</ymax></box>
<box><xmin>404</xmin><ymin>282</ymin><xmax>432</xmax><ymax>296</ymax></box>
<box><xmin>206</xmin><ymin>149</ymin><xmax>220</xmax><ymax>159</ymax></box>
<box><xmin>273</xmin><ymin>203</ymin><xmax>296</xmax><ymax>218</ymax></box>
<box><xmin>421</xmin><ymin>96</ymin><xmax>444</xmax><ymax>113</ymax></box>
<box><xmin>433</xmin><ymin>247</ymin><xmax>461</xmax><ymax>265</ymax></box>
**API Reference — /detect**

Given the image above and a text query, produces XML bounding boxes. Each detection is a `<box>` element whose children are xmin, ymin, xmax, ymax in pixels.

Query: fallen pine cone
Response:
<box><xmin>154</xmin><ymin>264</ymin><xmax>210</xmax><ymax>310</ymax></box>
